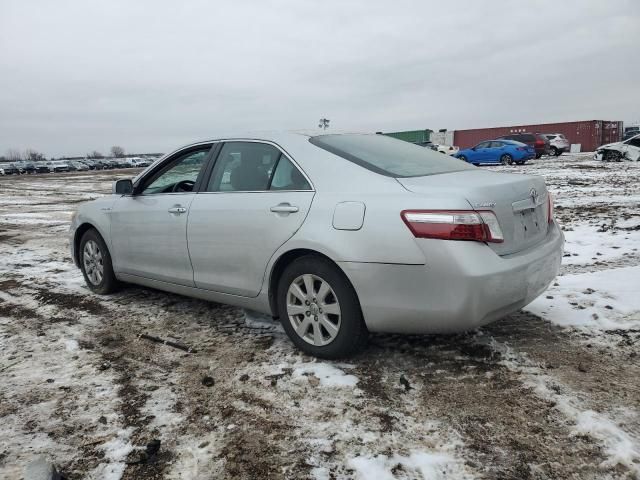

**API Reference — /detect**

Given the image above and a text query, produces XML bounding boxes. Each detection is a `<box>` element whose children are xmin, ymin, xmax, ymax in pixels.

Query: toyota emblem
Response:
<box><xmin>530</xmin><ymin>188</ymin><xmax>539</xmax><ymax>204</ymax></box>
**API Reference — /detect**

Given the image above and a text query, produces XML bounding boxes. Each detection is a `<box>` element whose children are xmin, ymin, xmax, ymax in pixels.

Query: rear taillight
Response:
<box><xmin>535</xmin><ymin>139</ymin><xmax>545</xmax><ymax>146</ymax></box>
<box><xmin>547</xmin><ymin>193</ymin><xmax>554</xmax><ymax>224</ymax></box>
<box><xmin>401</xmin><ymin>210</ymin><xmax>504</xmax><ymax>243</ymax></box>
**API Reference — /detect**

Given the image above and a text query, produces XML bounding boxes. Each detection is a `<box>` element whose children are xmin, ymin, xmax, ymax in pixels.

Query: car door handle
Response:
<box><xmin>270</xmin><ymin>203</ymin><xmax>299</xmax><ymax>214</ymax></box>
<box><xmin>168</xmin><ymin>205</ymin><xmax>187</xmax><ymax>215</ymax></box>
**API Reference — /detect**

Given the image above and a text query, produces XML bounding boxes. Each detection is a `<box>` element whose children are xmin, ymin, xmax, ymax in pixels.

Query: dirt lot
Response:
<box><xmin>1</xmin><ymin>154</ymin><xmax>639</xmax><ymax>479</ymax></box>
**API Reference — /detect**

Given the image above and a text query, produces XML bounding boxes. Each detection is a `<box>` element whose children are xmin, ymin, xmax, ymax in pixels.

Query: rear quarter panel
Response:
<box><xmin>274</xmin><ymin>186</ymin><xmax>473</xmax><ymax>266</ymax></box>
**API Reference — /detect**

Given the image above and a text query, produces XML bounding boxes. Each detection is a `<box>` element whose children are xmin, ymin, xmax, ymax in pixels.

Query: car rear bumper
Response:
<box><xmin>339</xmin><ymin>222</ymin><xmax>564</xmax><ymax>334</ymax></box>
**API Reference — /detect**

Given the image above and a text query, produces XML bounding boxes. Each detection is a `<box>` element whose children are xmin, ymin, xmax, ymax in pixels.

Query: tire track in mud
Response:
<box><xmin>352</xmin><ymin>333</ymin><xmax>613</xmax><ymax>479</ymax></box>
<box><xmin>481</xmin><ymin>312</ymin><xmax>640</xmax><ymax>477</ymax></box>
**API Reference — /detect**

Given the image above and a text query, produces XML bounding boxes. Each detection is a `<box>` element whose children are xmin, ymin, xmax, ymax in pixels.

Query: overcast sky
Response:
<box><xmin>1</xmin><ymin>0</ymin><xmax>639</xmax><ymax>157</ymax></box>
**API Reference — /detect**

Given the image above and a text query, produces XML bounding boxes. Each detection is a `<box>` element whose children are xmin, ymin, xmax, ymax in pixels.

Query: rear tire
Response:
<box><xmin>277</xmin><ymin>255</ymin><xmax>367</xmax><ymax>359</ymax></box>
<box><xmin>535</xmin><ymin>153</ymin><xmax>542</xmax><ymax>159</ymax></box>
<box><xmin>500</xmin><ymin>154</ymin><xmax>513</xmax><ymax>165</ymax></box>
<box><xmin>79</xmin><ymin>229</ymin><xmax>119</xmax><ymax>295</ymax></box>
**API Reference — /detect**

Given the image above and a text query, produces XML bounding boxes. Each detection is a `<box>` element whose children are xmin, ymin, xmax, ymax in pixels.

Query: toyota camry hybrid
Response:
<box><xmin>70</xmin><ymin>133</ymin><xmax>564</xmax><ymax>358</ymax></box>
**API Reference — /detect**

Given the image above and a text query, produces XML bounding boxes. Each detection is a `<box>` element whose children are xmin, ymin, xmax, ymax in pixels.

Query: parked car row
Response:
<box><xmin>452</xmin><ymin>131</ymin><xmax>577</xmax><ymax>167</ymax></box>
<box><xmin>0</xmin><ymin>158</ymin><xmax>155</xmax><ymax>175</ymax></box>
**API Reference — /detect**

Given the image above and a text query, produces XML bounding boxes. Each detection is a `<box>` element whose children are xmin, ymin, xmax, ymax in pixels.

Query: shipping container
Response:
<box><xmin>383</xmin><ymin>129</ymin><xmax>432</xmax><ymax>144</ymax></box>
<box><xmin>453</xmin><ymin>120</ymin><xmax>623</xmax><ymax>152</ymax></box>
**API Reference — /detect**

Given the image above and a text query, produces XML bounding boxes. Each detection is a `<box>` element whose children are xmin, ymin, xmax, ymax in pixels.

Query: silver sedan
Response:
<box><xmin>70</xmin><ymin>133</ymin><xmax>564</xmax><ymax>358</ymax></box>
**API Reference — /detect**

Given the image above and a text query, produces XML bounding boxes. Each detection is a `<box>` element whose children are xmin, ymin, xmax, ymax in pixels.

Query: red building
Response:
<box><xmin>453</xmin><ymin>120</ymin><xmax>622</xmax><ymax>152</ymax></box>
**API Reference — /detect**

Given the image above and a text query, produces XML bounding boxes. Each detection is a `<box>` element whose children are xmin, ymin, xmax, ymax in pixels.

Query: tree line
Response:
<box><xmin>1</xmin><ymin>146</ymin><xmax>126</xmax><ymax>162</ymax></box>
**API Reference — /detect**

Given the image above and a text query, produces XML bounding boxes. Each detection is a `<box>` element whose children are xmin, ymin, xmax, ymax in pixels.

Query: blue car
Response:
<box><xmin>455</xmin><ymin>140</ymin><xmax>535</xmax><ymax>165</ymax></box>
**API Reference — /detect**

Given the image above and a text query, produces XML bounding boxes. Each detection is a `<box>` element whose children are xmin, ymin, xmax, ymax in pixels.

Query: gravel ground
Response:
<box><xmin>0</xmin><ymin>154</ymin><xmax>639</xmax><ymax>479</ymax></box>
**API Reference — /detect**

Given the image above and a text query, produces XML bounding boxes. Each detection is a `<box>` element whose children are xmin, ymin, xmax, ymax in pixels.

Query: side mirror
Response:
<box><xmin>113</xmin><ymin>179</ymin><xmax>133</xmax><ymax>195</ymax></box>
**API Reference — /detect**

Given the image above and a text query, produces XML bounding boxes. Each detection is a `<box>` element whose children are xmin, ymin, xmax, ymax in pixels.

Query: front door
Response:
<box><xmin>471</xmin><ymin>141</ymin><xmax>492</xmax><ymax>163</ymax></box>
<box><xmin>187</xmin><ymin>141</ymin><xmax>315</xmax><ymax>297</ymax></box>
<box><xmin>110</xmin><ymin>145</ymin><xmax>212</xmax><ymax>285</ymax></box>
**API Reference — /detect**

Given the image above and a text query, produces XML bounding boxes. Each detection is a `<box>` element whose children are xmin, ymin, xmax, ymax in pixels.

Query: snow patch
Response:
<box><xmin>292</xmin><ymin>362</ymin><xmax>358</xmax><ymax>388</ymax></box>
<box><xmin>89</xmin><ymin>427</ymin><xmax>135</xmax><ymax>480</ymax></box>
<box><xmin>348</xmin><ymin>451</ymin><xmax>472</xmax><ymax>480</ymax></box>
<box><xmin>492</xmin><ymin>339</ymin><xmax>640</xmax><ymax>475</ymax></box>
<box><xmin>525</xmin><ymin>266</ymin><xmax>640</xmax><ymax>330</ymax></box>
<box><xmin>562</xmin><ymin>225</ymin><xmax>639</xmax><ymax>265</ymax></box>
<box><xmin>574</xmin><ymin>410</ymin><xmax>640</xmax><ymax>471</ymax></box>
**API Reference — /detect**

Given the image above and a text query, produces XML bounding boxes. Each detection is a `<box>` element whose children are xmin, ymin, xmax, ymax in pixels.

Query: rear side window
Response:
<box><xmin>207</xmin><ymin>142</ymin><xmax>311</xmax><ymax>192</ymax></box>
<box><xmin>309</xmin><ymin>134</ymin><xmax>475</xmax><ymax>178</ymax></box>
<box><xmin>270</xmin><ymin>156</ymin><xmax>311</xmax><ymax>190</ymax></box>
<box><xmin>489</xmin><ymin>141</ymin><xmax>504</xmax><ymax>148</ymax></box>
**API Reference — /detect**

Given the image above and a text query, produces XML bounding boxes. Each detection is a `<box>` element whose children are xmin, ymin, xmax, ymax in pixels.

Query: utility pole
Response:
<box><xmin>318</xmin><ymin>118</ymin><xmax>330</xmax><ymax>130</ymax></box>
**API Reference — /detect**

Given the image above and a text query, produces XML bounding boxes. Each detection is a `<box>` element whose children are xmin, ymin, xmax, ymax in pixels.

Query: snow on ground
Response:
<box><xmin>526</xmin><ymin>265</ymin><xmax>640</xmax><ymax>330</ymax></box>
<box><xmin>562</xmin><ymin>224</ymin><xmax>640</xmax><ymax>265</ymax></box>
<box><xmin>1</xmin><ymin>155</ymin><xmax>639</xmax><ymax>479</ymax></box>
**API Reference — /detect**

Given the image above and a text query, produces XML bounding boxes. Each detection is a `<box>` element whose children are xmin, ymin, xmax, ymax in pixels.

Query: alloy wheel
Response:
<box><xmin>286</xmin><ymin>274</ymin><xmax>341</xmax><ymax>346</ymax></box>
<box><xmin>83</xmin><ymin>240</ymin><xmax>104</xmax><ymax>285</ymax></box>
<box><xmin>500</xmin><ymin>154</ymin><xmax>512</xmax><ymax>165</ymax></box>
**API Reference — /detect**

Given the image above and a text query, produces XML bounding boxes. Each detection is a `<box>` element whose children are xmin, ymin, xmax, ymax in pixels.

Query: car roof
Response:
<box><xmin>139</xmin><ymin>132</ymin><xmax>402</xmax><ymax>193</ymax></box>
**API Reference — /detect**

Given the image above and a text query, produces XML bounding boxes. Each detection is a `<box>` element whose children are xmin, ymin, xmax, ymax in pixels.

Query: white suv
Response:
<box><xmin>432</xmin><ymin>144</ymin><xmax>460</xmax><ymax>155</ymax></box>
<box><xmin>542</xmin><ymin>134</ymin><xmax>570</xmax><ymax>156</ymax></box>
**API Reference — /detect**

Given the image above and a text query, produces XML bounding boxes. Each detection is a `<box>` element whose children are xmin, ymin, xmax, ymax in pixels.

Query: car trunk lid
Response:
<box><xmin>397</xmin><ymin>170</ymin><xmax>549</xmax><ymax>256</ymax></box>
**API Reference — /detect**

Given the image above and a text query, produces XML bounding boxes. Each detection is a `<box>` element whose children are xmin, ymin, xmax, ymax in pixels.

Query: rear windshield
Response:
<box><xmin>309</xmin><ymin>134</ymin><xmax>475</xmax><ymax>178</ymax></box>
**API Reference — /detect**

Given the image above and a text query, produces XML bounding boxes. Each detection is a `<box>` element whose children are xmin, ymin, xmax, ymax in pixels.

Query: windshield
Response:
<box><xmin>309</xmin><ymin>134</ymin><xmax>475</xmax><ymax>178</ymax></box>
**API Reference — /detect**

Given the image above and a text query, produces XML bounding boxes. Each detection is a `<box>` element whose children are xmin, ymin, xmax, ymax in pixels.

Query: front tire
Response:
<box><xmin>604</xmin><ymin>150</ymin><xmax>622</xmax><ymax>162</ymax></box>
<box><xmin>277</xmin><ymin>255</ymin><xmax>367</xmax><ymax>359</ymax></box>
<box><xmin>549</xmin><ymin>146</ymin><xmax>558</xmax><ymax>156</ymax></box>
<box><xmin>79</xmin><ymin>229</ymin><xmax>119</xmax><ymax>294</ymax></box>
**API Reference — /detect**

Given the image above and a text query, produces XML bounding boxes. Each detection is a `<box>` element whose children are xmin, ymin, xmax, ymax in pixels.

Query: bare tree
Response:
<box><xmin>24</xmin><ymin>149</ymin><xmax>46</xmax><ymax>162</ymax></box>
<box><xmin>87</xmin><ymin>150</ymin><xmax>104</xmax><ymax>159</ymax></box>
<box><xmin>5</xmin><ymin>149</ymin><xmax>22</xmax><ymax>161</ymax></box>
<box><xmin>110</xmin><ymin>146</ymin><xmax>125</xmax><ymax>158</ymax></box>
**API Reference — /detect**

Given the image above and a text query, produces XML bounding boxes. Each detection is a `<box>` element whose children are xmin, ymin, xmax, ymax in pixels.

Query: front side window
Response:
<box><xmin>310</xmin><ymin>134</ymin><xmax>474</xmax><ymax>178</ymax></box>
<box><xmin>476</xmin><ymin>141</ymin><xmax>490</xmax><ymax>149</ymax></box>
<box><xmin>207</xmin><ymin>142</ymin><xmax>311</xmax><ymax>192</ymax></box>
<box><xmin>143</xmin><ymin>147</ymin><xmax>210</xmax><ymax>194</ymax></box>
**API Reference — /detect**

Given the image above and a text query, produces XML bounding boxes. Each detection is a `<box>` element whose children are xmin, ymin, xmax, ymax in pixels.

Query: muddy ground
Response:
<box><xmin>1</xmin><ymin>154</ymin><xmax>639</xmax><ymax>479</ymax></box>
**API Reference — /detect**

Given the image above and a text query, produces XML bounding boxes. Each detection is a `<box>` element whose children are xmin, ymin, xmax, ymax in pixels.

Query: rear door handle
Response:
<box><xmin>168</xmin><ymin>205</ymin><xmax>187</xmax><ymax>215</ymax></box>
<box><xmin>270</xmin><ymin>203</ymin><xmax>299</xmax><ymax>214</ymax></box>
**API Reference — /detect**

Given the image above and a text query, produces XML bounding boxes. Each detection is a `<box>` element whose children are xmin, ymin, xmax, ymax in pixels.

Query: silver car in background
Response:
<box><xmin>70</xmin><ymin>133</ymin><xmax>564</xmax><ymax>358</ymax></box>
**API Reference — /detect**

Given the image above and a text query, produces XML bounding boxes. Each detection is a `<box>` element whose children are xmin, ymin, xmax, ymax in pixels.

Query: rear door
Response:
<box><xmin>187</xmin><ymin>141</ymin><xmax>315</xmax><ymax>297</ymax></box>
<box><xmin>488</xmin><ymin>141</ymin><xmax>507</xmax><ymax>162</ymax></box>
<box><xmin>110</xmin><ymin>145</ymin><xmax>213</xmax><ymax>285</ymax></box>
